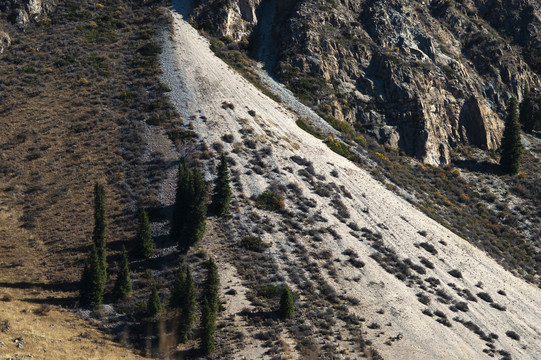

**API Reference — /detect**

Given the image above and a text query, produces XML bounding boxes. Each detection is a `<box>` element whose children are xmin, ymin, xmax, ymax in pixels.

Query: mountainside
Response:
<box><xmin>189</xmin><ymin>0</ymin><xmax>541</xmax><ymax>164</ymax></box>
<box><xmin>0</xmin><ymin>0</ymin><xmax>540</xmax><ymax>359</ymax></box>
<box><xmin>161</xmin><ymin>1</ymin><xmax>541</xmax><ymax>358</ymax></box>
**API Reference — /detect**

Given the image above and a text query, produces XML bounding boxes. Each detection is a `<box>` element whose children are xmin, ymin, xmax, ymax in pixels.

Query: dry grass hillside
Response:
<box><xmin>0</xmin><ymin>0</ymin><xmax>174</xmax><ymax>358</ymax></box>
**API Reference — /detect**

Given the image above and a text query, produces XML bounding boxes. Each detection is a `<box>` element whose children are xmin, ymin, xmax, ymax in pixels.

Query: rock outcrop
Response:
<box><xmin>0</xmin><ymin>0</ymin><xmax>55</xmax><ymax>27</ymax></box>
<box><xmin>189</xmin><ymin>0</ymin><xmax>541</xmax><ymax>164</ymax></box>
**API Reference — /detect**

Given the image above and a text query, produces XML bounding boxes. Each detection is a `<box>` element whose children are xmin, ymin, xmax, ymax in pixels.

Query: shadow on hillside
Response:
<box><xmin>147</xmin><ymin>205</ymin><xmax>173</xmax><ymax>222</ymax></box>
<box><xmin>453</xmin><ymin>159</ymin><xmax>502</xmax><ymax>175</ymax></box>
<box><xmin>171</xmin><ymin>0</ymin><xmax>193</xmax><ymax>18</ymax></box>
<box><xmin>0</xmin><ymin>280</ymin><xmax>77</xmax><ymax>293</ymax></box>
<box><xmin>243</xmin><ymin>309</ymin><xmax>279</xmax><ymax>321</ymax></box>
<box><xmin>0</xmin><ymin>280</ymin><xmax>78</xmax><ymax>307</ymax></box>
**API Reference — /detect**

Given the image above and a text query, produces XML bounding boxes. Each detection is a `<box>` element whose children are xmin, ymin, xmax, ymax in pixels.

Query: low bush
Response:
<box><xmin>477</xmin><ymin>292</ymin><xmax>493</xmax><ymax>303</ymax></box>
<box><xmin>240</xmin><ymin>236</ymin><xmax>268</xmax><ymax>252</ymax></box>
<box><xmin>505</xmin><ymin>330</ymin><xmax>520</xmax><ymax>341</ymax></box>
<box><xmin>255</xmin><ymin>191</ymin><xmax>284</xmax><ymax>211</ymax></box>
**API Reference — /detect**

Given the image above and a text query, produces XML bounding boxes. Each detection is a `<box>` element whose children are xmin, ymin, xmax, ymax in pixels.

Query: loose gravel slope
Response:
<box><xmin>161</xmin><ymin>2</ymin><xmax>541</xmax><ymax>359</ymax></box>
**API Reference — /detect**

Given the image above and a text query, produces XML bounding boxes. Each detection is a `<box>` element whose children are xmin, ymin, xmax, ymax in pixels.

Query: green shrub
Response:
<box><xmin>295</xmin><ymin>117</ymin><xmax>324</xmax><ymax>139</ymax></box>
<box><xmin>258</xmin><ymin>285</ymin><xmax>280</xmax><ymax>298</ymax></box>
<box><xmin>240</xmin><ymin>236</ymin><xmax>268</xmax><ymax>252</ymax></box>
<box><xmin>325</xmin><ymin>136</ymin><xmax>362</xmax><ymax>163</ymax></box>
<box><xmin>255</xmin><ymin>191</ymin><xmax>284</xmax><ymax>211</ymax></box>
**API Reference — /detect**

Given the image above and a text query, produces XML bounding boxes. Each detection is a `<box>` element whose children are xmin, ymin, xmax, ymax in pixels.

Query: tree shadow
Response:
<box><xmin>0</xmin><ymin>280</ymin><xmax>78</xmax><ymax>293</ymax></box>
<box><xmin>453</xmin><ymin>159</ymin><xmax>502</xmax><ymax>175</ymax></box>
<box><xmin>147</xmin><ymin>204</ymin><xmax>173</xmax><ymax>222</ymax></box>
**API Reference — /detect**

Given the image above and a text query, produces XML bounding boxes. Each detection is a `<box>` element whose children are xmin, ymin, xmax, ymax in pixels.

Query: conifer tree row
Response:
<box><xmin>113</xmin><ymin>246</ymin><xmax>132</xmax><ymax>301</ymax></box>
<box><xmin>134</xmin><ymin>208</ymin><xmax>153</xmax><ymax>259</ymax></box>
<box><xmin>500</xmin><ymin>98</ymin><xmax>523</xmax><ymax>175</ymax></box>
<box><xmin>210</xmin><ymin>153</ymin><xmax>232</xmax><ymax>217</ymax></box>
<box><xmin>170</xmin><ymin>162</ymin><xmax>208</xmax><ymax>252</ymax></box>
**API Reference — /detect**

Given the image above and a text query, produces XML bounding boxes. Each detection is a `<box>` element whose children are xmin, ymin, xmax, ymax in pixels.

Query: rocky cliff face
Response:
<box><xmin>189</xmin><ymin>0</ymin><xmax>541</xmax><ymax>164</ymax></box>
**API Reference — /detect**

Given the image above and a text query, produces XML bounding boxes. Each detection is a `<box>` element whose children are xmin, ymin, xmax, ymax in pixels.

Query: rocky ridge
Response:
<box><xmin>189</xmin><ymin>0</ymin><xmax>541</xmax><ymax>164</ymax></box>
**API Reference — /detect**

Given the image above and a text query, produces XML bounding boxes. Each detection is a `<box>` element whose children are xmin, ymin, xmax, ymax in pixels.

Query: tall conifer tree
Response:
<box><xmin>79</xmin><ymin>244</ymin><xmax>104</xmax><ymax>308</ymax></box>
<box><xmin>200</xmin><ymin>258</ymin><xmax>219</xmax><ymax>353</ymax></box>
<box><xmin>169</xmin><ymin>264</ymin><xmax>186</xmax><ymax>309</ymax></box>
<box><xmin>93</xmin><ymin>183</ymin><xmax>107</xmax><ymax>284</ymax></box>
<box><xmin>178</xmin><ymin>267</ymin><xmax>197</xmax><ymax>343</ymax></box>
<box><xmin>500</xmin><ymin>98</ymin><xmax>523</xmax><ymax>175</ymax></box>
<box><xmin>278</xmin><ymin>284</ymin><xmax>294</xmax><ymax>319</ymax></box>
<box><xmin>200</xmin><ymin>297</ymin><xmax>217</xmax><ymax>354</ymax></box>
<box><xmin>147</xmin><ymin>283</ymin><xmax>162</xmax><ymax>316</ymax></box>
<box><xmin>135</xmin><ymin>208</ymin><xmax>153</xmax><ymax>259</ymax></box>
<box><xmin>211</xmin><ymin>153</ymin><xmax>232</xmax><ymax>217</ymax></box>
<box><xmin>113</xmin><ymin>246</ymin><xmax>132</xmax><ymax>301</ymax></box>
<box><xmin>170</xmin><ymin>163</ymin><xmax>207</xmax><ymax>252</ymax></box>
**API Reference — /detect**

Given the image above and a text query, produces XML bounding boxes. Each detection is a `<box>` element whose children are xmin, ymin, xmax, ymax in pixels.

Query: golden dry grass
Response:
<box><xmin>0</xmin><ymin>1</ymin><xmax>172</xmax><ymax>358</ymax></box>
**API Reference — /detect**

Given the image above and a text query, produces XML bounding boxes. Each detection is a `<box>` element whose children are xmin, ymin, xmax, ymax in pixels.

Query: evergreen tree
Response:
<box><xmin>202</xmin><ymin>258</ymin><xmax>220</xmax><ymax>313</ymax></box>
<box><xmin>169</xmin><ymin>264</ymin><xmax>186</xmax><ymax>309</ymax></box>
<box><xmin>278</xmin><ymin>284</ymin><xmax>294</xmax><ymax>319</ymax></box>
<box><xmin>79</xmin><ymin>245</ymin><xmax>104</xmax><ymax>308</ymax></box>
<box><xmin>200</xmin><ymin>297</ymin><xmax>217</xmax><ymax>354</ymax></box>
<box><xmin>113</xmin><ymin>246</ymin><xmax>132</xmax><ymax>301</ymax></box>
<box><xmin>93</xmin><ymin>183</ymin><xmax>107</xmax><ymax>285</ymax></box>
<box><xmin>147</xmin><ymin>283</ymin><xmax>162</xmax><ymax>316</ymax></box>
<box><xmin>210</xmin><ymin>153</ymin><xmax>232</xmax><ymax>217</ymax></box>
<box><xmin>500</xmin><ymin>98</ymin><xmax>523</xmax><ymax>175</ymax></box>
<box><xmin>170</xmin><ymin>162</ymin><xmax>208</xmax><ymax>252</ymax></box>
<box><xmin>178</xmin><ymin>267</ymin><xmax>197</xmax><ymax>343</ymax></box>
<box><xmin>200</xmin><ymin>258</ymin><xmax>219</xmax><ymax>354</ymax></box>
<box><xmin>520</xmin><ymin>87</ymin><xmax>535</xmax><ymax>133</ymax></box>
<box><xmin>134</xmin><ymin>208</ymin><xmax>153</xmax><ymax>259</ymax></box>
<box><xmin>170</xmin><ymin>162</ymin><xmax>190</xmax><ymax>245</ymax></box>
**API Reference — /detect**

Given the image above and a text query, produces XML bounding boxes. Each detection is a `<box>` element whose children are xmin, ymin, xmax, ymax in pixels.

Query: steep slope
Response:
<box><xmin>162</xmin><ymin>2</ymin><xmax>541</xmax><ymax>358</ymax></box>
<box><xmin>189</xmin><ymin>0</ymin><xmax>541</xmax><ymax>165</ymax></box>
